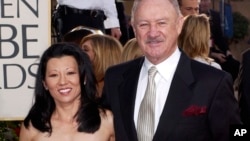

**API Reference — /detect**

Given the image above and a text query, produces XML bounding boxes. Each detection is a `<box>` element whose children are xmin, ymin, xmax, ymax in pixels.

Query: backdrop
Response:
<box><xmin>0</xmin><ymin>0</ymin><xmax>51</xmax><ymax>120</ymax></box>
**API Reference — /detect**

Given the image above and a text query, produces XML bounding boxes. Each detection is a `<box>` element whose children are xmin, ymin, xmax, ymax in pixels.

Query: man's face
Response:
<box><xmin>199</xmin><ymin>0</ymin><xmax>211</xmax><ymax>13</ymax></box>
<box><xmin>180</xmin><ymin>0</ymin><xmax>199</xmax><ymax>16</ymax></box>
<box><xmin>132</xmin><ymin>0</ymin><xmax>183</xmax><ymax>65</ymax></box>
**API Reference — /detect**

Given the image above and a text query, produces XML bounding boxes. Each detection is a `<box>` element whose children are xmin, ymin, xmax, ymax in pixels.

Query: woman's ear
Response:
<box><xmin>84</xmin><ymin>78</ymin><xmax>87</xmax><ymax>85</ymax></box>
<box><xmin>43</xmin><ymin>81</ymin><xmax>48</xmax><ymax>90</ymax></box>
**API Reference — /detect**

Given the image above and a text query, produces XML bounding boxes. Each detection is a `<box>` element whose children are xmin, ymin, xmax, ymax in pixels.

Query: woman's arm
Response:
<box><xmin>105</xmin><ymin>109</ymin><xmax>115</xmax><ymax>141</ymax></box>
<box><xmin>19</xmin><ymin>122</ymin><xmax>36</xmax><ymax>141</ymax></box>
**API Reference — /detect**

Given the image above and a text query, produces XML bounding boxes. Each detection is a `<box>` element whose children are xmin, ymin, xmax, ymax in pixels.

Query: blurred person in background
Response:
<box><xmin>121</xmin><ymin>38</ymin><xmax>143</xmax><ymax>62</ymax></box>
<box><xmin>199</xmin><ymin>0</ymin><xmax>240</xmax><ymax>81</ymax></box>
<box><xmin>237</xmin><ymin>48</ymin><xmax>250</xmax><ymax>125</ymax></box>
<box><xmin>63</xmin><ymin>26</ymin><xmax>103</xmax><ymax>45</ymax></box>
<box><xmin>178</xmin><ymin>14</ymin><xmax>221</xmax><ymax>70</ymax></box>
<box><xmin>53</xmin><ymin>0</ymin><xmax>121</xmax><ymax>41</ymax></box>
<box><xmin>178</xmin><ymin>0</ymin><xmax>200</xmax><ymax>16</ymax></box>
<box><xmin>80</xmin><ymin>34</ymin><xmax>123</xmax><ymax>96</ymax></box>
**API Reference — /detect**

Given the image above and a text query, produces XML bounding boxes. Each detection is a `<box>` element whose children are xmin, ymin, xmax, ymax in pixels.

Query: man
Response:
<box><xmin>200</xmin><ymin>0</ymin><xmax>240</xmax><ymax>81</ymax></box>
<box><xmin>102</xmin><ymin>0</ymin><xmax>241</xmax><ymax>141</ymax></box>
<box><xmin>53</xmin><ymin>0</ymin><xmax>121</xmax><ymax>41</ymax></box>
<box><xmin>178</xmin><ymin>0</ymin><xmax>200</xmax><ymax>16</ymax></box>
<box><xmin>238</xmin><ymin>49</ymin><xmax>250</xmax><ymax>125</ymax></box>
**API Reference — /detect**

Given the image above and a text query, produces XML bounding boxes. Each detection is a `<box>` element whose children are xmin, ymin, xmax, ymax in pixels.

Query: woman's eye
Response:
<box><xmin>68</xmin><ymin>71</ymin><xmax>77</xmax><ymax>75</ymax></box>
<box><xmin>48</xmin><ymin>74</ymin><xmax>57</xmax><ymax>77</ymax></box>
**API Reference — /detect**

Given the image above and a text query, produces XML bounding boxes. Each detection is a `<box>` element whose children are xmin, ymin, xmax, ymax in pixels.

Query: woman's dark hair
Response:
<box><xmin>23</xmin><ymin>42</ymin><xmax>101</xmax><ymax>134</ymax></box>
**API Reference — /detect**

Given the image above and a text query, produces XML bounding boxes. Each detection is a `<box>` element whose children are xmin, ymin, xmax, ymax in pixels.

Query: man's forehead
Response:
<box><xmin>200</xmin><ymin>0</ymin><xmax>210</xmax><ymax>2</ymax></box>
<box><xmin>180</xmin><ymin>0</ymin><xmax>199</xmax><ymax>8</ymax></box>
<box><xmin>183</xmin><ymin>0</ymin><xmax>199</xmax><ymax>2</ymax></box>
<box><xmin>182</xmin><ymin>0</ymin><xmax>200</xmax><ymax>4</ymax></box>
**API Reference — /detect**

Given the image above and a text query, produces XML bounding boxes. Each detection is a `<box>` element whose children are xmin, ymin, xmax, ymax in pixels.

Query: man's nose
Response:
<box><xmin>148</xmin><ymin>25</ymin><xmax>160</xmax><ymax>37</ymax></box>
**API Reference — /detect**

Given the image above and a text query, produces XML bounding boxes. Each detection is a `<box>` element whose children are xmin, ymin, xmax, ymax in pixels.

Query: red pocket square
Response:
<box><xmin>182</xmin><ymin>105</ymin><xmax>207</xmax><ymax>116</ymax></box>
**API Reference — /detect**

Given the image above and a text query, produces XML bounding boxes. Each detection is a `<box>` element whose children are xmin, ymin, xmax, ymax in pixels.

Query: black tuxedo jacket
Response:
<box><xmin>102</xmin><ymin>52</ymin><xmax>241</xmax><ymax>141</ymax></box>
<box><xmin>238</xmin><ymin>49</ymin><xmax>250</xmax><ymax>125</ymax></box>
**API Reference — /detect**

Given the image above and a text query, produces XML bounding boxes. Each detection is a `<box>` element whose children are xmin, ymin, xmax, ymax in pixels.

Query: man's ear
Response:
<box><xmin>131</xmin><ymin>22</ymin><xmax>136</xmax><ymax>36</ymax></box>
<box><xmin>177</xmin><ymin>16</ymin><xmax>184</xmax><ymax>35</ymax></box>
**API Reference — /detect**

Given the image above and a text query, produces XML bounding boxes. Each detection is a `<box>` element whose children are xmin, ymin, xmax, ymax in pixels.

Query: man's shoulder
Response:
<box><xmin>191</xmin><ymin>59</ymin><xmax>230</xmax><ymax>79</ymax></box>
<box><xmin>180</xmin><ymin>51</ymin><xmax>221</xmax><ymax>73</ymax></box>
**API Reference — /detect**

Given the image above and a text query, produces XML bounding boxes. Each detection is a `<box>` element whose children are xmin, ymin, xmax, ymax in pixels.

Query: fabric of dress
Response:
<box><xmin>194</xmin><ymin>57</ymin><xmax>222</xmax><ymax>70</ymax></box>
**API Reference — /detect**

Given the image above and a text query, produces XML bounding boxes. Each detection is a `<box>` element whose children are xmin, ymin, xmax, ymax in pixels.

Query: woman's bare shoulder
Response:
<box><xmin>19</xmin><ymin>121</ymin><xmax>40</xmax><ymax>141</ymax></box>
<box><xmin>99</xmin><ymin>109</ymin><xmax>113</xmax><ymax>122</ymax></box>
<box><xmin>99</xmin><ymin>108</ymin><xmax>115</xmax><ymax>141</ymax></box>
<box><xmin>99</xmin><ymin>108</ymin><xmax>114</xmax><ymax>129</ymax></box>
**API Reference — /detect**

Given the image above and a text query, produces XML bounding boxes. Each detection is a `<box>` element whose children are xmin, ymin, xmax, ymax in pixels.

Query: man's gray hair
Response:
<box><xmin>131</xmin><ymin>0</ymin><xmax>181</xmax><ymax>25</ymax></box>
<box><xmin>178</xmin><ymin>0</ymin><xmax>201</xmax><ymax>6</ymax></box>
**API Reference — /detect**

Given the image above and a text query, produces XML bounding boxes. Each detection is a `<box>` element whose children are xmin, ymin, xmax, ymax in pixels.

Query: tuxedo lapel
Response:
<box><xmin>153</xmin><ymin>53</ymin><xmax>195</xmax><ymax>141</ymax></box>
<box><xmin>119</xmin><ymin>58</ymin><xmax>144</xmax><ymax>141</ymax></box>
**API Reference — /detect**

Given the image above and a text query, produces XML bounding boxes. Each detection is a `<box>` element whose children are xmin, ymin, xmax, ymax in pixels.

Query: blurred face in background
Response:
<box><xmin>179</xmin><ymin>0</ymin><xmax>200</xmax><ymax>16</ymax></box>
<box><xmin>199</xmin><ymin>0</ymin><xmax>211</xmax><ymax>13</ymax></box>
<box><xmin>81</xmin><ymin>40</ymin><xmax>95</xmax><ymax>62</ymax></box>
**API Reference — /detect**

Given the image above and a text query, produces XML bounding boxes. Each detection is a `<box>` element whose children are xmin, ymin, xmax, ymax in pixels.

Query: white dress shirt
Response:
<box><xmin>134</xmin><ymin>48</ymin><xmax>181</xmax><ymax>132</ymax></box>
<box><xmin>57</xmin><ymin>0</ymin><xmax>120</xmax><ymax>29</ymax></box>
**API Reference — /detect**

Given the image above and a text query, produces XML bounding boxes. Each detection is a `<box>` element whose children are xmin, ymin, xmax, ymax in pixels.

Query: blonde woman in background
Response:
<box><xmin>121</xmin><ymin>38</ymin><xmax>144</xmax><ymax>62</ymax></box>
<box><xmin>178</xmin><ymin>14</ymin><xmax>221</xmax><ymax>69</ymax></box>
<box><xmin>80</xmin><ymin>34</ymin><xmax>123</xmax><ymax>96</ymax></box>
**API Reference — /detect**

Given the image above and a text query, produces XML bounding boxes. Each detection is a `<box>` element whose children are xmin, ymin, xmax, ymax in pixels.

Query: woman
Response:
<box><xmin>178</xmin><ymin>14</ymin><xmax>221</xmax><ymax>70</ymax></box>
<box><xmin>80</xmin><ymin>34</ymin><xmax>123</xmax><ymax>96</ymax></box>
<box><xmin>19</xmin><ymin>43</ymin><xmax>115</xmax><ymax>141</ymax></box>
<box><xmin>121</xmin><ymin>38</ymin><xmax>143</xmax><ymax>62</ymax></box>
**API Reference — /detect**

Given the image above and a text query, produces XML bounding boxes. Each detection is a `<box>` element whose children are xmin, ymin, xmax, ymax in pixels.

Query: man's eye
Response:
<box><xmin>159</xmin><ymin>22</ymin><xmax>166</xmax><ymax>25</ymax></box>
<box><xmin>158</xmin><ymin>21</ymin><xmax>168</xmax><ymax>27</ymax></box>
<box><xmin>139</xmin><ymin>23</ymin><xmax>148</xmax><ymax>27</ymax></box>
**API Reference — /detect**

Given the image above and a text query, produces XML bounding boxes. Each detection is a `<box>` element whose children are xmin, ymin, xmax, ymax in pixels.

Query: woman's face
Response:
<box><xmin>43</xmin><ymin>56</ymin><xmax>81</xmax><ymax>105</ymax></box>
<box><xmin>81</xmin><ymin>40</ymin><xmax>95</xmax><ymax>62</ymax></box>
